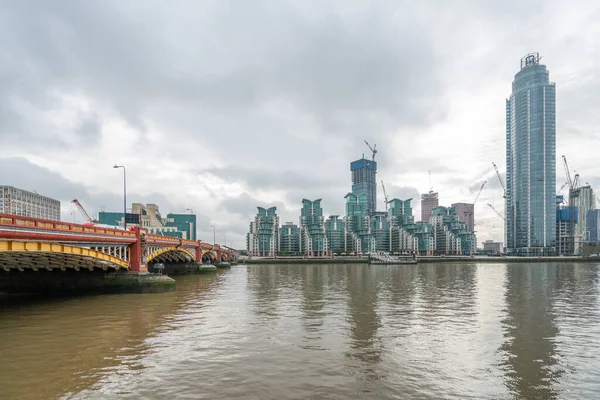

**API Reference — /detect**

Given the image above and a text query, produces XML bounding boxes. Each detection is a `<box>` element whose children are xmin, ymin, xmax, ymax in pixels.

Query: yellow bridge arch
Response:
<box><xmin>0</xmin><ymin>241</ymin><xmax>129</xmax><ymax>271</ymax></box>
<box><xmin>201</xmin><ymin>249</ymin><xmax>217</xmax><ymax>260</ymax></box>
<box><xmin>147</xmin><ymin>247</ymin><xmax>195</xmax><ymax>263</ymax></box>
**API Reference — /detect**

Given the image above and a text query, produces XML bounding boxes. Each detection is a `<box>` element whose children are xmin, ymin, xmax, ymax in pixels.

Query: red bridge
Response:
<box><xmin>0</xmin><ymin>214</ymin><xmax>235</xmax><ymax>273</ymax></box>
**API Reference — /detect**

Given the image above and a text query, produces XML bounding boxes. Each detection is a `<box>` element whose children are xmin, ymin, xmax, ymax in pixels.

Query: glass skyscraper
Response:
<box><xmin>350</xmin><ymin>158</ymin><xmax>377</xmax><ymax>215</ymax></box>
<box><xmin>506</xmin><ymin>53</ymin><xmax>556</xmax><ymax>255</ymax></box>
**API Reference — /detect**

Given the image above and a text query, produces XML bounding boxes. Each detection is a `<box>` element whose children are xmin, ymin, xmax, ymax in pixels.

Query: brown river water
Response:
<box><xmin>1</xmin><ymin>263</ymin><xmax>600</xmax><ymax>399</ymax></box>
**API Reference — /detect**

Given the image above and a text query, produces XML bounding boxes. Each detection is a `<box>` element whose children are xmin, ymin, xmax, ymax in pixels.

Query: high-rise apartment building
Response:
<box><xmin>350</xmin><ymin>158</ymin><xmax>377</xmax><ymax>215</ymax></box>
<box><xmin>556</xmin><ymin>204</ymin><xmax>577</xmax><ymax>255</ymax></box>
<box><xmin>451</xmin><ymin>202</ymin><xmax>474</xmax><ymax>232</ymax></box>
<box><xmin>506</xmin><ymin>53</ymin><xmax>556</xmax><ymax>255</ymax></box>
<box><xmin>247</xmin><ymin>206</ymin><xmax>279</xmax><ymax>256</ymax></box>
<box><xmin>325</xmin><ymin>216</ymin><xmax>346</xmax><ymax>253</ymax></box>
<box><xmin>421</xmin><ymin>191</ymin><xmax>439</xmax><ymax>223</ymax></box>
<box><xmin>0</xmin><ymin>186</ymin><xmax>60</xmax><ymax>220</ymax></box>
<box><xmin>587</xmin><ymin>209</ymin><xmax>600</xmax><ymax>244</ymax></box>
<box><xmin>572</xmin><ymin>185</ymin><xmax>596</xmax><ymax>246</ymax></box>
<box><xmin>279</xmin><ymin>222</ymin><xmax>300</xmax><ymax>254</ymax></box>
<box><xmin>300</xmin><ymin>199</ymin><xmax>328</xmax><ymax>256</ymax></box>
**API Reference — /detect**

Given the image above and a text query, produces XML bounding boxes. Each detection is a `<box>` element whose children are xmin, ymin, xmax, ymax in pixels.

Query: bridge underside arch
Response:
<box><xmin>148</xmin><ymin>247</ymin><xmax>195</xmax><ymax>263</ymax></box>
<box><xmin>0</xmin><ymin>242</ymin><xmax>128</xmax><ymax>272</ymax></box>
<box><xmin>201</xmin><ymin>250</ymin><xmax>216</xmax><ymax>262</ymax></box>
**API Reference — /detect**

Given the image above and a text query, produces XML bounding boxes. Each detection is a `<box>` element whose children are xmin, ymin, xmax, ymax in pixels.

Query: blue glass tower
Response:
<box><xmin>350</xmin><ymin>158</ymin><xmax>377</xmax><ymax>215</ymax></box>
<box><xmin>506</xmin><ymin>53</ymin><xmax>556</xmax><ymax>255</ymax></box>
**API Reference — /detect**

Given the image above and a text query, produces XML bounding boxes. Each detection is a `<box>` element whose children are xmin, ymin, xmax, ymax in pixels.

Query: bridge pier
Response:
<box><xmin>0</xmin><ymin>270</ymin><xmax>175</xmax><ymax>295</ymax></box>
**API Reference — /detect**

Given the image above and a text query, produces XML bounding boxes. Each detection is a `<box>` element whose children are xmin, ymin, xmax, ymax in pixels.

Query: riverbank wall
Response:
<box><xmin>243</xmin><ymin>256</ymin><xmax>600</xmax><ymax>265</ymax></box>
<box><xmin>0</xmin><ymin>270</ymin><xmax>176</xmax><ymax>295</ymax></box>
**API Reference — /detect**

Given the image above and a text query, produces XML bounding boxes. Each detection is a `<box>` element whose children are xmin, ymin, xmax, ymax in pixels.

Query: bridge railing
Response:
<box><xmin>0</xmin><ymin>213</ymin><xmax>136</xmax><ymax>238</ymax></box>
<box><xmin>144</xmin><ymin>233</ymin><xmax>199</xmax><ymax>248</ymax></box>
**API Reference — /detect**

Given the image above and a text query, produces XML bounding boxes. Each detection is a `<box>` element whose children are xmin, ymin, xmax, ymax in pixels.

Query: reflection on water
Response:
<box><xmin>500</xmin><ymin>265</ymin><xmax>561</xmax><ymax>399</ymax></box>
<box><xmin>1</xmin><ymin>263</ymin><xmax>600</xmax><ymax>400</ymax></box>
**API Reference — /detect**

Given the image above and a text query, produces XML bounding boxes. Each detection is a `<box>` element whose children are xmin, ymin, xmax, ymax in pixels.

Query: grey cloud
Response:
<box><xmin>201</xmin><ymin>166</ymin><xmax>341</xmax><ymax>192</ymax></box>
<box><xmin>0</xmin><ymin>157</ymin><xmax>200</xmax><ymax>224</ymax></box>
<box><xmin>219</xmin><ymin>192</ymin><xmax>289</xmax><ymax>219</ymax></box>
<box><xmin>0</xmin><ymin>1</ymin><xmax>448</xmax><ymax>151</ymax></box>
<box><xmin>387</xmin><ymin>185</ymin><xmax>420</xmax><ymax>202</ymax></box>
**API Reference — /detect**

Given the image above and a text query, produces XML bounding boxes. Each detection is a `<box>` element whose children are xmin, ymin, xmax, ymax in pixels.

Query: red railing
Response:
<box><xmin>0</xmin><ymin>213</ymin><xmax>232</xmax><ymax>255</ymax></box>
<box><xmin>0</xmin><ymin>213</ymin><xmax>136</xmax><ymax>238</ymax></box>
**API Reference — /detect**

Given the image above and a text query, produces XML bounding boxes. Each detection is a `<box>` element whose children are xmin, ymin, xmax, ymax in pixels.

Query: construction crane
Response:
<box><xmin>557</xmin><ymin>181</ymin><xmax>569</xmax><ymax>195</ymax></box>
<box><xmin>487</xmin><ymin>203</ymin><xmax>505</xmax><ymax>221</ymax></box>
<box><xmin>71</xmin><ymin>199</ymin><xmax>94</xmax><ymax>223</ymax></box>
<box><xmin>381</xmin><ymin>180</ymin><xmax>390</xmax><ymax>212</ymax></box>
<box><xmin>562</xmin><ymin>155</ymin><xmax>580</xmax><ymax>254</ymax></box>
<box><xmin>464</xmin><ymin>181</ymin><xmax>487</xmax><ymax>230</ymax></box>
<box><xmin>364</xmin><ymin>140</ymin><xmax>377</xmax><ymax>161</ymax></box>
<box><xmin>492</xmin><ymin>162</ymin><xmax>506</xmax><ymax>198</ymax></box>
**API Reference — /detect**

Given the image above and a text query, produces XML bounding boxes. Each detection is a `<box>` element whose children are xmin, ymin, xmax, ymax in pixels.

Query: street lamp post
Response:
<box><xmin>222</xmin><ymin>234</ymin><xmax>227</xmax><ymax>248</ymax></box>
<box><xmin>210</xmin><ymin>225</ymin><xmax>216</xmax><ymax>245</ymax></box>
<box><xmin>113</xmin><ymin>165</ymin><xmax>127</xmax><ymax>229</ymax></box>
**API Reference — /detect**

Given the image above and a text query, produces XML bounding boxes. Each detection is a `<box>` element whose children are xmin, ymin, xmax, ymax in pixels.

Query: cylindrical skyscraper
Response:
<box><xmin>506</xmin><ymin>53</ymin><xmax>556</xmax><ymax>255</ymax></box>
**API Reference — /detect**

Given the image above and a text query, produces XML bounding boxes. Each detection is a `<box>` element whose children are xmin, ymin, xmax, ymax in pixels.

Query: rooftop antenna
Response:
<box><xmin>428</xmin><ymin>170</ymin><xmax>432</xmax><ymax>192</ymax></box>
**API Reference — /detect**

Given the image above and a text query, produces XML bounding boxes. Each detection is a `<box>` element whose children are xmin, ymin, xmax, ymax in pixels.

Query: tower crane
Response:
<box><xmin>381</xmin><ymin>180</ymin><xmax>390</xmax><ymax>212</ymax></box>
<box><xmin>71</xmin><ymin>199</ymin><xmax>94</xmax><ymax>223</ymax></box>
<box><xmin>492</xmin><ymin>162</ymin><xmax>506</xmax><ymax>199</ymax></box>
<box><xmin>464</xmin><ymin>181</ymin><xmax>487</xmax><ymax>229</ymax></box>
<box><xmin>562</xmin><ymin>155</ymin><xmax>580</xmax><ymax>253</ymax></box>
<box><xmin>487</xmin><ymin>203</ymin><xmax>505</xmax><ymax>221</ymax></box>
<box><xmin>364</xmin><ymin>140</ymin><xmax>377</xmax><ymax>161</ymax></box>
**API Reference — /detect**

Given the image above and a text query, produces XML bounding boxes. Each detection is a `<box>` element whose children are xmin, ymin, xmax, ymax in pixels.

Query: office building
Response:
<box><xmin>506</xmin><ymin>53</ymin><xmax>556</xmax><ymax>255</ymax></box>
<box><xmin>451</xmin><ymin>202</ymin><xmax>474</xmax><ymax>232</ymax></box>
<box><xmin>421</xmin><ymin>191</ymin><xmax>439</xmax><ymax>223</ymax></box>
<box><xmin>587</xmin><ymin>209</ymin><xmax>600</xmax><ymax>244</ymax></box>
<box><xmin>98</xmin><ymin>203</ymin><xmax>196</xmax><ymax>239</ymax></box>
<box><xmin>164</xmin><ymin>213</ymin><xmax>196</xmax><ymax>241</ymax></box>
<box><xmin>572</xmin><ymin>185</ymin><xmax>596</xmax><ymax>246</ymax></box>
<box><xmin>350</xmin><ymin>157</ymin><xmax>377</xmax><ymax>215</ymax></box>
<box><xmin>483</xmin><ymin>240</ymin><xmax>502</xmax><ymax>254</ymax></box>
<box><xmin>247</xmin><ymin>207</ymin><xmax>279</xmax><ymax>256</ymax></box>
<box><xmin>300</xmin><ymin>199</ymin><xmax>328</xmax><ymax>256</ymax></box>
<box><xmin>279</xmin><ymin>222</ymin><xmax>300</xmax><ymax>254</ymax></box>
<box><xmin>0</xmin><ymin>186</ymin><xmax>60</xmax><ymax>220</ymax></box>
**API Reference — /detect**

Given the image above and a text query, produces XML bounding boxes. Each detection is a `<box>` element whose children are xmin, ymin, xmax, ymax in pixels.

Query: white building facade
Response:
<box><xmin>0</xmin><ymin>186</ymin><xmax>61</xmax><ymax>220</ymax></box>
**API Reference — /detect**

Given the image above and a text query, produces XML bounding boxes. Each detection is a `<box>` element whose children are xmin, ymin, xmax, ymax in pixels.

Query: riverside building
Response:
<box><xmin>0</xmin><ymin>186</ymin><xmax>60</xmax><ymax>220</ymax></box>
<box><xmin>506</xmin><ymin>53</ymin><xmax>556</xmax><ymax>255</ymax></box>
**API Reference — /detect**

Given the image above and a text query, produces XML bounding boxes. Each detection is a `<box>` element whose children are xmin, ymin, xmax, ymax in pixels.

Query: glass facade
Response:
<box><xmin>98</xmin><ymin>211</ymin><xmax>125</xmax><ymax>226</ymax></box>
<box><xmin>586</xmin><ymin>210</ymin><xmax>600</xmax><ymax>244</ymax></box>
<box><xmin>165</xmin><ymin>213</ymin><xmax>196</xmax><ymax>241</ymax></box>
<box><xmin>279</xmin><ymin>222</ymin><xmax>300</xmax><ymax>254</ymax></box>
<box><xmin>325</xmin><ymin>216</ymin><xmax>346</xmax><ymax>253</ymax></box>
<box><xmin>572</xmin><ymin>186</ymin><xmax>596</xmax><ymax>244</ymax></box>
<box><xmin>300</xmin><ymin>199</ymin><xmax>328</xmax><ymax>256</ymax></box>
<box><xmin>350</xmin><ymin>158</ymin><xmax>377</xmax><ymax>215</ymax></box>
<box><xmin>587</xmin><ymin>210</ymin><xmax>600</xmax><ymax>244</ymax></box>
<box><xmin>247</xmin><ymin>207</ymin><xmax>279</xmax><ymax>256</ymax></box>
<box><xmin>506</xmin><ymin>53</ymin><xmax>556</xmax><ymax>255</ymax></box>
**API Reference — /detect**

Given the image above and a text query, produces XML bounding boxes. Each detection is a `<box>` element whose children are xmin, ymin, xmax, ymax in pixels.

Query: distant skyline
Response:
<box><xmin>1</xmin><ymin>1</ymin><xmax>599</xmax><ymax>248</ymax></box>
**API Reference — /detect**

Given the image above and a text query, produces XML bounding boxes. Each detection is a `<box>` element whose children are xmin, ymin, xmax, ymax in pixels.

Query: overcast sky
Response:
<box><xmin>1</xmin><ymin>0</ymin><xmax>599</xmax><ymax>247</ymax></box>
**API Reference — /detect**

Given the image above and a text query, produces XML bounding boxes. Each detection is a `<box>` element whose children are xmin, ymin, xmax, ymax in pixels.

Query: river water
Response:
<box><xmin>1</xmin><ymin>263</ymin><xmax>600</xmax><ymax>399</ymax></box>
